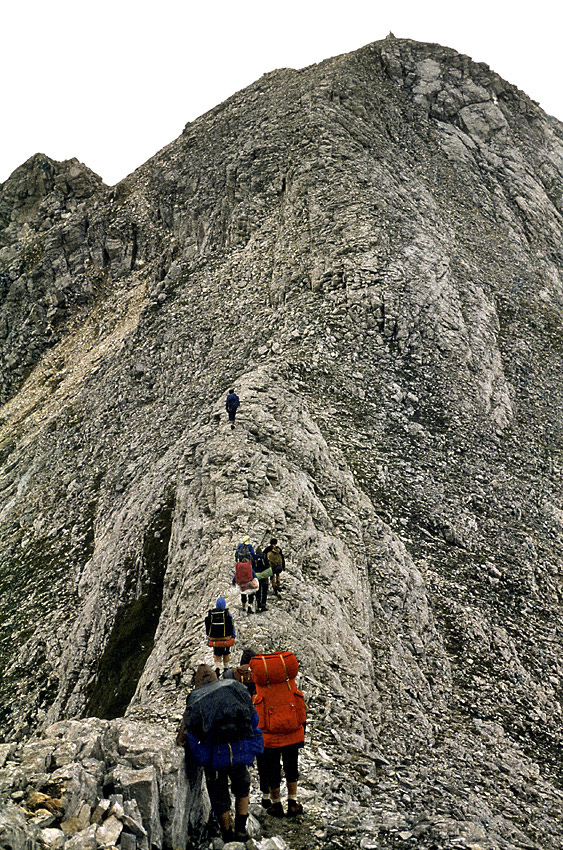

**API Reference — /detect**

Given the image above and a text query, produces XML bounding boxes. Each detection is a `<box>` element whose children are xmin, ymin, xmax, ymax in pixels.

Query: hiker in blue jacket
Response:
<box><xmin>226</xmin><ymin>389</ymin><xmax>240</xmax><ymax>429</ymax></box>
<box><xmin>176</xmin><ymin>664</ymin><xmax>263</xmax><ymax>843</ymax></box>
<box><xmin>235</xmin><ymin>536</ymin><xmax>256</xmax><ymax>564</ymax></box>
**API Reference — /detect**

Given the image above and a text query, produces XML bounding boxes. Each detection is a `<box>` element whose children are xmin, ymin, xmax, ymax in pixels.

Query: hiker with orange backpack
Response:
<box><xmin>233</xmin><ymin>536</ymin><xmax>259</xmax><ymax>614</ymax></box>
<box><xmin>249</xmin><ymin>651</ymin><xmax>307</xmax><ymax>817</ymax></box>
<box><xmin>205</xmin><ymin>597</ymin><xmax>235</xmax><ymax>676</ymax></box>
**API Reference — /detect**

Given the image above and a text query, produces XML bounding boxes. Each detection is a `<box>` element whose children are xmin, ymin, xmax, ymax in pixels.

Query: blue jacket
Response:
<box><xmin>226</xmin><ymin>392</ymin><xmax>240</xmax><ymax>411</ymax></box>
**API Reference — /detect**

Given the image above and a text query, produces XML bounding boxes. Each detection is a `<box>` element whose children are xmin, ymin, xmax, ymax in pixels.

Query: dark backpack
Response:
<box><xmin>236</xmin><ymin>543</ymin><xmax>252</xmax><ymax>562</ymax></box>
<box><xmin>206</xmin><ymin>609</ymin><xmax>234</xmax><ymax>640</ymax></box>
<box><xmin>184</xmin><ymin>680</ymin><xmax>254</xmax><ymax>746</ymax></box>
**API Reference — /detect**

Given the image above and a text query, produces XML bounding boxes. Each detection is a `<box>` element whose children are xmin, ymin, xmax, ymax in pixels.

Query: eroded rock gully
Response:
<box><xmin>1</xmin><ymin>34</ymin><xmax>563</xmax><ymax>850</ymax></box>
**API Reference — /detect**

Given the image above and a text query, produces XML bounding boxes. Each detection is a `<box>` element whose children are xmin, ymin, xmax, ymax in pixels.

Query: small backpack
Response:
<box><xmin>236</xmin><ymin>543</ymin><xmax>253</xmax><ymax>562</ymax></box>
<box><xmin>267</xmin><ymin>546</ymin><xmax>283</xmax><ymax>571</ymax></box>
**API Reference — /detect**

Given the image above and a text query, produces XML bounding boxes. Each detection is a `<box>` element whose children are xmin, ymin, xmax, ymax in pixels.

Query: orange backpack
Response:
<box><xmin>249</xmin><ymin>652</ymin><xmax>307</xmax><ymax>748</ymax></box>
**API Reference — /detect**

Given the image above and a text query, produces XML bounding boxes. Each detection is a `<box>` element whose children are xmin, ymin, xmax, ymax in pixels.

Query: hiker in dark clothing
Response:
<box><xmin>253</xmin><ymin>548</ymin><xmax>270</xmax><ymax>612</ymax></box>
<box><xmin>176</xmin><ymin>664</ymin><xmax>263</xmax><ymax>843</ymax></box>
<box><xmin>263</xmin><ymin>538</ymin><xmax>286</xmax><ymax>596</ymax></box>
<box><xmin>205</xmin><ymin>596</ymin><xmax>235</xmax><ymax>675</ymax></box>
<box><xmin>226</xmin><ymin>389</ymin><xmax>240</xmax><ymax>429</ymax></box>
<box><xmin>223</xmin><ymin>647</ymin><xmax>258</xmax><ymax>696</ymax></box>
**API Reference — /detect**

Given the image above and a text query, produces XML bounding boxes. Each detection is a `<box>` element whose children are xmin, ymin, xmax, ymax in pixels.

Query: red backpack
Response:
<box><xmin>235</xmin><ymin>561</ymin><xmax>257</xmax><ymax>591</ymax></box>
<box><xmin>249</xmin><ymin>652</ymin><xmax>307</xmax><ymax>748</ymax></box>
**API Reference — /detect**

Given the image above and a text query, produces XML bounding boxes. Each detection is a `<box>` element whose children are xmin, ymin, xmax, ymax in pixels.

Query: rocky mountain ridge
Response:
<box><xmin>1</xmin><ymin>34</ymin><xmax>563</xmax><ymax>850</ymax></box>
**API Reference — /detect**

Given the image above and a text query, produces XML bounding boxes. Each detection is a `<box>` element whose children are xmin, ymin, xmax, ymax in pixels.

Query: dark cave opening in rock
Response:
<box><xmin>84</xmin><ymin>499</ymin><xmax>174</xmax><ymax>720</ymax></box>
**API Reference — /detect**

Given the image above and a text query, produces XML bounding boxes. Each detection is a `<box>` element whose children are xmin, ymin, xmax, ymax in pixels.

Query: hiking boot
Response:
<box><xmin>220</xmin><ymin>827</ymin><xmax>234</xmax><ymax>842</ymax></box>
<box><xmin>258</xmin><ymin>605</ymin><xmax>268</xmax><ymax>612</ymax></box>
<box><xmin>234</xmin><ymin>830</ymin><xmax>249</xmax><ymax>842</ymax></box>
<box><xmin>247</xmin><ymin>607</ymin><xmax>254</xmax><ymax>615</ymax></box>
<box><xmin>287</xmin><ymin>800</ymin><xmax>304</xmax><ymax>817</ymax></box>
<box><xmin>215</xmin><ymin>668</ymin><xmax>221</xmax><ymax>679</ymax></box>
<box><xmin>231</xmin><ymin>424</ymin><xmax>235</xmax><ymax>430</ymax></box>
<box><xmin>268</xmin><ymin>801</ymin><xmax>284</xmax><ymax>818</ymax></box>
<box><xmin>261</xmin><ymin>796</ymin><xmax>272</xmax><ymax>809</ymax></box>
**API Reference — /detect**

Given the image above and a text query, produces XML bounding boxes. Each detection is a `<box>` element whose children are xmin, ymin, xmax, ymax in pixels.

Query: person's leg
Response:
<box><xmin>223</xmin><ymin>651</ymin><xmax>230</xmax><ymax>670</ymax></box>
<box><xmin>230</xmin><ymin>765</ymin><xmax>251</xmax><ymax>839</ymax></box>
<box><xmin>258</xmin><ymin>579</ymin><xmax>268</xmax><ymax>610</ymax></box>
<box><xmin>247</xmin><ymin>592</ymin><xmax>256</xmax><ymax>614</ymax></box>
<box><xmin>204</xmin><ymin>768</ymin><xmax>233</xmax><ymax>841</ymax></box>
<box><xmin>261</xmin><ymin>749</ymin><xmax>284</xmax><ymax>816</ymax></box>
<box><xmin>241</xmin><ymin>593</ymin><xmax>247</xmax><ymax>611</ymax></box>
<box><xmin>255</xmin><ymin>752</ymin><xmax>271</xmax><ymax>807</ymax></box>
<box><xmin>213</xmin><ymin>649</ymin><xmax>223</xmax><ymax>677</ymax></box>
<box><xmin>282</xmin><ymin>745</ymin><xmax>303</xmax><ymax>815</ymax></box>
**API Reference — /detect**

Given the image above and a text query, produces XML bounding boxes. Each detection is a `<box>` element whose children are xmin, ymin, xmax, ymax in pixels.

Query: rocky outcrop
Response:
<box><xmin>0</xmin><ymin>718</ymin><xmax>204</xmax><ymax>850</ymax></box>
<box><xmin>1</xmin><ymin>34</ymin><xmax>563</xmax><ymax>850</ymax></box>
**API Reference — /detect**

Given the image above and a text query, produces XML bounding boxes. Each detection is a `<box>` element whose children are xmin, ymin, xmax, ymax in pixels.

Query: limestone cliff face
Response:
<box><xmin>1</xmin><ymin>35</ymin><xmax>563</xmax><ymax>850</ymax></box>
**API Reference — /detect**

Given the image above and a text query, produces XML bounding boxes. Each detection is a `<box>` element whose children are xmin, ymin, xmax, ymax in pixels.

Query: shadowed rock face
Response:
<box><xmin>1</xmin><ymin>35</ymin><xmax>563</xmax><ymax>850</ymax></box>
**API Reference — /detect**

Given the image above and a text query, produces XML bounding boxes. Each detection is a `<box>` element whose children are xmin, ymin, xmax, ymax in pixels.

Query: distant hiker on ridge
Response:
<box><xmin>226</xmin><ymin>388</ymin><xmax>240</xmax><ymax>430</ymax></box>
<box><xmin>205</xmin><ymin>596</ymin><xmax>235</xmax><ymax>676</ymax></box>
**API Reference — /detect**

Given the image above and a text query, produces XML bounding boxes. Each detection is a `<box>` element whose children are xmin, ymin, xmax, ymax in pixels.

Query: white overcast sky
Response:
<box><xmin>2</xmin><ymin>0</ymin><xmax>561</xmax><ymax>186</ymax></box>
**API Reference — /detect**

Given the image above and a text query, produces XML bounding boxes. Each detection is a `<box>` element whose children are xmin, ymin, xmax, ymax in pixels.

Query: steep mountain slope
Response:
<box><xmin>1</xmin><ymin>35</ymin><xmax>563</xmax><ymax>850</ymax></box>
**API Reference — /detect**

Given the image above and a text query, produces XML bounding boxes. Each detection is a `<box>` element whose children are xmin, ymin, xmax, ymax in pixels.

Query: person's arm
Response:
<box><xmin>175</xmin><ymin>718</ymin><xmax>187</xmax><ymax>746</ymax></box>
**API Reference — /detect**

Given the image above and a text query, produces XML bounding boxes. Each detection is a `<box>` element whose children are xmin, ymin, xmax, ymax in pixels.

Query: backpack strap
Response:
<box><xmin>261</xmin><ymin>655</ymin><xmax>270</xmax><ymax>686</ymax></box>
<box><xmin>280</xmin><ymin>654</ymin><xmax>291</xmax><ymax>690</ymax></box>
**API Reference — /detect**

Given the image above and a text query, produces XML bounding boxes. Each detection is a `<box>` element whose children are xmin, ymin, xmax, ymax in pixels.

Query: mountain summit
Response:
<box><xmin>1</xmin><ymin>36</ymin><xmax>563</xmax><ymax>850</ymax></box>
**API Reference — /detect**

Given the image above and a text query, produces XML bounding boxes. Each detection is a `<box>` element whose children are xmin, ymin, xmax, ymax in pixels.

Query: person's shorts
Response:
<box><xmin>204</xmin><ymin>764</ymin><xmax>251</xmax><ymax>814</ymax></box>
<box><xmin>212</xmin><ymin>646</ymin><xmax>232</xmax><ymax>657</ymax></box>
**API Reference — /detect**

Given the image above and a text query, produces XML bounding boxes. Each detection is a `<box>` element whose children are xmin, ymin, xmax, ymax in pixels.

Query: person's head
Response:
<box><xmin>216</xmin><ymin>596</ymin><xmax>226</xmax><ymax>610</ymax></box>
<box><xmin>194</xmin><ymin>664</ymin><xmax>218</xmax><ymax>688</ymax></box>
<box><xmin>243</xmin><ymin>536</ymin><xmax>251</xmax><ymax>545</ymax></box>
<box><xmin>270</xmin><ymin>537</ymin><xmax>277</xmax><ymax>545</ymax></box>
<box><xmin>240</xmin><ymin>646</ymin><xmax>258</xmax><ymax>666</ymax></box>
<box><xmin>229</xmin><ymin>388</ymin><xmax>235</xmax><ymax>394</ymax></box>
